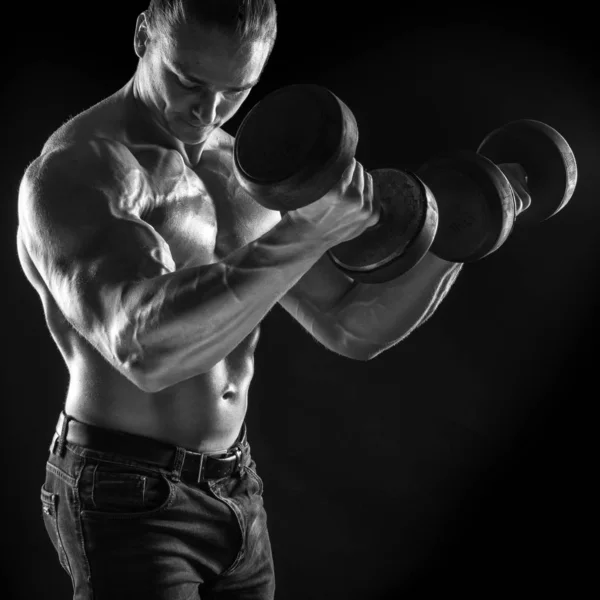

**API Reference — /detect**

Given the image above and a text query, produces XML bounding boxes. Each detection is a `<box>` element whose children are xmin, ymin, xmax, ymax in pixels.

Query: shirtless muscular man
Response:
<box><xmin>16</xmin><ymin>1</ymin><xmax>489</xmax><ymax>598</ymax></box>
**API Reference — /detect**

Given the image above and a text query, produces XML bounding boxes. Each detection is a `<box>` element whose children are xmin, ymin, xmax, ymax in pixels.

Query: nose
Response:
<box><xmin>192</xmin><ymin>89</ymin><xmax>220</xmax><ymax>126</ymax></box>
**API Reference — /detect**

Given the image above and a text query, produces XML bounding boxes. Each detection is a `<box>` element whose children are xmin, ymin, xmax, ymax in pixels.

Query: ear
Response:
<box><xmin>134</xmin><ymin>12</ymin><xmax>151</xmax><ymax>59</ymax></box>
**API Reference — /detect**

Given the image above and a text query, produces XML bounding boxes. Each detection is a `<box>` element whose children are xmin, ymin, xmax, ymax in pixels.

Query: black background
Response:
<box><xmin>2</xmin><ymin>1</ymin><xmax>598</xmax><ymax>598</ymax></box>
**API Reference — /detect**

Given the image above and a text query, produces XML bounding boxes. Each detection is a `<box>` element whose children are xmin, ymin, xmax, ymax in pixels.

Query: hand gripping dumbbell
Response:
<box><xmin>233</xmin><ymin>84</ymin><xmax>439</xmax><ymax>282</ymax></box>
<box><xmin>233</xmin><ymin>84</ymin><xmax>577</xmax><ymax>282</ymax></box>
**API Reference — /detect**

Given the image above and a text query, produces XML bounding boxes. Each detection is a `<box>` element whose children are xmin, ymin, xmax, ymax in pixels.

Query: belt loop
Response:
<box><xmin>170</xmin><ymin>447</ymin><xmax>186</xmax><ymax>483</ymax></box>
<box><xmin>233</xmin><ymin>447</ymin><xmax>243</xmax><ymax>472</ymax></box>
<box><xmin>55</xmin><ymin>411</ymin><xmax>72</xmax><ymax>458</ymax></box>
<box><xmin>49</xmin><ymin>432</ymin><xmax>59</xmax><ymax>455</ymax></box>
<box><xmin>196</xmin><ymin>453</ymin><xmax>206</xmax><ymax>484</ymax></box>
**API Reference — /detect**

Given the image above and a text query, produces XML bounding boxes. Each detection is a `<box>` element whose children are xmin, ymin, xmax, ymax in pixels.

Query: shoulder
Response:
<box><xmin>40</xmin><ymin>87</ymin><xmax>127</xmax><ymax>156</ymax></box>
<box><xmin>23</xmin><ymin>138</ymin><xmax>141</xmax><ymax>201</ymax></box>
<box><xmin>38</xmin><ymin>137</ymin><xmax>139</xmax><ymax>174</ymax></box>
<box><xmin>19</xmin><ymin>138</ymin><xmax>145</xmax><ymax>242</ymax></box>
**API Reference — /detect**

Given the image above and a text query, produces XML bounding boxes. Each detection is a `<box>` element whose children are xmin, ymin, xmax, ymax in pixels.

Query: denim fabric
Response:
<box><xmin>40</xmin><ymin>416</ymin><xmax>275</xmax><ymax>600</ymax></box>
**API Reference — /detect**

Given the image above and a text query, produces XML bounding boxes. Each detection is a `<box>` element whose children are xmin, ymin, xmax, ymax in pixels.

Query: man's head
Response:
<box><xmin>134</xmin><ymin>0</ymin><xmax>277</xmax><ymax>145</ymax></box>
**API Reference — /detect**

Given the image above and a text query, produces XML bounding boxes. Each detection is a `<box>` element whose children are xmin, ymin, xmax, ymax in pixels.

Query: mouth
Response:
<box><xmin>182</xmin><ymin>117</ymin><xmax>214</xmax><ymax>132</ymax></box>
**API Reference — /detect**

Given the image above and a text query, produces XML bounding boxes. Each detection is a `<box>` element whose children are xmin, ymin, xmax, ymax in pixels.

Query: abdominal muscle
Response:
<box><xmin>63</xmin><ymin>324</ymin><xmax>259</xmax><ymax>453</ymax></box>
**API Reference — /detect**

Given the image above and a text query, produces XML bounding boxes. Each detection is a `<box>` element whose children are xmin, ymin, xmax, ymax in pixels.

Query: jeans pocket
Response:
<box><xmin>79</xmin><ymin>460</ymin><xmax>175</xmax><ymax>520</ymax></box>
<box><xmin>40</xmin><ymin>486</ymin><xmax>72</xmax><ymax>576</ymax></box>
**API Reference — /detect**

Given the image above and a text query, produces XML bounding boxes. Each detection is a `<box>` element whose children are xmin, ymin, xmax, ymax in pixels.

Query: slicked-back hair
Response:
<box><xmin>146</xmin><ymin>0</ymin><xmax>277</xmax><ymax>46</ymax></box>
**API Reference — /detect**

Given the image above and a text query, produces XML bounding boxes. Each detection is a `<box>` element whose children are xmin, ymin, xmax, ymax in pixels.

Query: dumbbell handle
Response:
<box><xmin>366</xmin><ymin>159</ymin><xmax>531</xmax><ymax>234</ymax></box>
<box><xmin>364</xmin><ymin>169</ymin><xmax>384</xmax><ymax>228</ymax></box>
<box><xmin>363</xmin><ymin>160</ymin><xmax>530</xmax><ymax>245</ymax></box>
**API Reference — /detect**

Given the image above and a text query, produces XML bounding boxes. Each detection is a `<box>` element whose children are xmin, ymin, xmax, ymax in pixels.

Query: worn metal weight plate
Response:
<box><xmin>328</xmin><ymin>168</ymin><xmax>438</xmax><ymax>282</ymax></box>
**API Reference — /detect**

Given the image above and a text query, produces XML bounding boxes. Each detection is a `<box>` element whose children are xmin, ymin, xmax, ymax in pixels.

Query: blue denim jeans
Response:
<box><xmin>40</xmin><ymin>412</ymin><xmax>275</xmax><ymax>599</ymax></box>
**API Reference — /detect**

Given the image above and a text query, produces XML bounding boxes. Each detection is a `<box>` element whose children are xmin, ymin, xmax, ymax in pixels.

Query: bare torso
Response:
<box><xmin>18</xmin><ymin>78</ymin><xmax>281</xmax><ymax>452</ymax></box>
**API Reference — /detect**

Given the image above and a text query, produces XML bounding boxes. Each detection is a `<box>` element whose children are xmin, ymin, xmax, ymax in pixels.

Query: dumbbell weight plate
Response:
<box><xmin>233</xmin><ymin>84</ymin><xmax>359</xmax><ymax>211</ymax></box>
<box><xmin>328</xmin><ymin>168</ymin><xmax>438</xmax><ymax>283</ymax></box>
<box><xmin>477</xmin><ymin>119</ymin><xmax>577</xmax><ymax>225</ymax></box>
<box><xmin>418</xmin><ymin>152</ymin><xmax>516</xmax><ymax>262</ymax></box>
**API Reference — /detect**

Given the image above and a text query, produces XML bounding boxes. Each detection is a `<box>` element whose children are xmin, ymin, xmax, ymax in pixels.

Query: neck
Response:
<box><xmin>126</xmin><ymin>69</ymin><xmax>211</xmax><ymax>168</ymax></box>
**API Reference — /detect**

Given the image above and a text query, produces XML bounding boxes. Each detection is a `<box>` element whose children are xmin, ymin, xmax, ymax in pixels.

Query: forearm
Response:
<box><xmin>119</xmin><ymin>214</ymin><xmax>326</xmax><ymax>391</ymax></box>
<box><xmin>331</xmin><ymin>253</ymin><xmax>463</xmax><ymax>359</ymax></box>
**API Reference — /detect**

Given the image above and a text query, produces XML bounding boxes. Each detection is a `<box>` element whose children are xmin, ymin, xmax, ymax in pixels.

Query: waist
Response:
<box><xmin>50</xmin><ymin>411</ymin><xmax>250</xmax><ymax>484</ymax></box>
<box><xmin>65</xmin><ymin>380</ymin><xmax>250</xmax><ymax>452</ymax></box>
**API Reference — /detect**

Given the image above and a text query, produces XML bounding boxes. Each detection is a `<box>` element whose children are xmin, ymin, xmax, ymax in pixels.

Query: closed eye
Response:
<box><xmin>225</xmin><ymin>89</ymin><xmax>248</xmax><ymax>98</ymax></box>
<box><xmin>178</xmin><ymin>78</ymin><xmax>248</xmax><ymax>98</ymax></box>
<box><xmin>178</xmin><ymin>78</ymin><xmax>203</xmax><ymax>91</ymax></box>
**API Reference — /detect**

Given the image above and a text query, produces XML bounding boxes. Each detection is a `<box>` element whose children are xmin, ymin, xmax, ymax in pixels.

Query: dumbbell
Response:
<box><xmin>328</xmin><ymin>119</ymin><xmax>577</xmax><ymax>278</ymax></box>
<box><xmin>233</xmin><ymin>84</ymin><xmax>577</xmax><ymax>282</ymax></box>
<box><xmin>233</xmin><ymin>84</ymin><xmax>439</xmax><ymax>282</ymax></box>
<box><xmin>415</xmin><ymin>120</ymin><xmax>578</xmax><ymax>263</ymax></box>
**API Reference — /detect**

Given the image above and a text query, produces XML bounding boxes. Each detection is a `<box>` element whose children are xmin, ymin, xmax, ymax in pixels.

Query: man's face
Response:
<box><xmin>137</xmin><ymin>17</ymin><xmax>271</xmax><ymax>145</ymax></box>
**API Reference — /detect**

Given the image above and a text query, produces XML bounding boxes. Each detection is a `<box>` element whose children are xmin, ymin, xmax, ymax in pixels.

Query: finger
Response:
<box><xmin>353</xmin><ymin>161</ymin><xmax>365</xmax><ymax>196</ymax></box>
<box><xmin>365</xmin><ymin>172</ymin><xmax>379</xmax><ymax>227</ymax></box>
<box><xmin>513</xmin><ymin>183</ymin><xmax>532</xmax><ymax>214</ymax></box>
<box><xmin>339</xmin><ymin>159</ymin><xmax>357</xmax><ymax>186</ymax></box>
<box><xmin>365</xmin><ymin>171</ymin><xmax>374</xmax><ymax>203</ymax></box>
<box><xmin>500</xmin><ymin>163</ymin><xmax>532</xmax><ymax>214</ymax></box>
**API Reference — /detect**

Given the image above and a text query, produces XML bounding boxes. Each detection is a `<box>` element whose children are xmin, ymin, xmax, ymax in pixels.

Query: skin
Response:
<box><xmin>16</xmin><ymin>13</ymin><xmax>530</xmax><ymax>453</ymax></box>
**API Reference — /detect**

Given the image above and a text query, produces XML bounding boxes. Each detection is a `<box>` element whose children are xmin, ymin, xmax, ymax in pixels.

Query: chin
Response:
<box><xmin>176</xmin><ymin>123</ymin><xmax>214</xmax><ymax>146</ymax></box>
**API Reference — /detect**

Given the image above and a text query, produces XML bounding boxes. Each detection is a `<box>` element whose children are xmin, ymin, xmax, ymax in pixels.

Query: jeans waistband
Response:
<box><xmin>50</xmin><ymin>411</ymin><xmax>249</xmax><ymax>484</ymax></box>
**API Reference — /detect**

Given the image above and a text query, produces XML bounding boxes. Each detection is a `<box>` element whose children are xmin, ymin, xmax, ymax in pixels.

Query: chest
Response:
<box><xmin>136</xmin><ymin>147</ymin><xmax>280</xmax><ymax>268</ymax></box>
